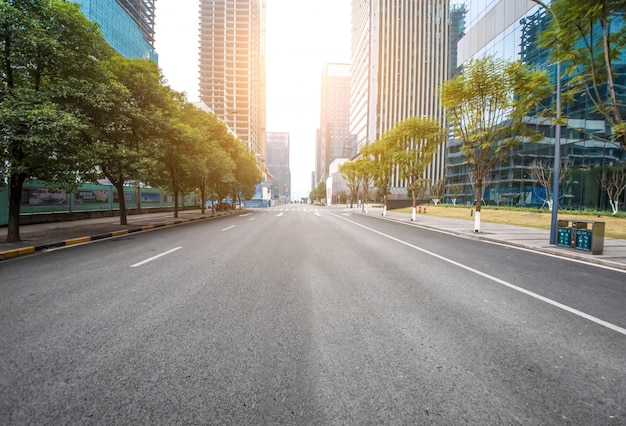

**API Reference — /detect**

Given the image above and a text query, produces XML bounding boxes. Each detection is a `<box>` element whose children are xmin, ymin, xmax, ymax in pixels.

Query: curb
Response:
<box><xmin>0</xmin><ymin>211</ymin><xmax>239</xmax><ymax>261</ymax></box>
<box><xmin>369</xmin><ymin>211</ymin><xmax>626</xmax><ymax>272</ymax></box>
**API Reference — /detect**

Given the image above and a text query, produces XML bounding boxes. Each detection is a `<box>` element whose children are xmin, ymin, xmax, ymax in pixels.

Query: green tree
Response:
<box><xmin>182</xmin><ymin>105</ymin><xmax>236</xmax><ymax>214</ymax></box>
<box><xmin>355</xmin><ymin>157</ymin><xmax>374</xmax><ymax>211</ymax></box>
<box><xmin>92</xmin><ymin>56</ymin><xmax>171</xmax><ymax>225</ymax></box>
<box><xmin>383</xmin><ymin>117</ymin><xmax>445</xmax><ymax>220</ymax></box>
<box><xmin>309</xmin><ymin>181</ymin><xmax>326</xmax><ymax>204</ymax></box>
<box><xmin>361</xmin><ymin>138</ymin><xmax>394</xmax><ymax>215</ymax></box>
<box><xmin>534</xmin><ymin>0</ymin><xmax>626</xmax><ymax>149</ymax></box>
<box><xmin>0</xmin><ymin>0</ymin><xmax>113</xmax><ymax>242</ymax></box>
<box><xmin>232</xmin><ymin>145</ymin><xmax>262</xmax><ymax>207</ymax></box>
<box><xmin>338</xmin><ymin>161</ymin><xmax>361</xmax><ymax>208</ymax></box>
<box><xmin>439</xmin><ymin>56</ymin><xmax>551</xmax><ymax>232</ymax></box>
<box><xmin>148</xmin><ymin>92</ymin><xmax>200</xmax><ymax>218</ymax></box>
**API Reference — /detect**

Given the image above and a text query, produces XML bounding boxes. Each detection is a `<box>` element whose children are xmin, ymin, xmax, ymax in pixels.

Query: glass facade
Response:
<box><xmin>75</xmin><ymin>0</ymin><xmax>158</xmax><ymax>62</ymax></box>
<box><xmin>447</xmin><ymin>0</ymin><xmax>626</xmax><ymax>210</ymax></box>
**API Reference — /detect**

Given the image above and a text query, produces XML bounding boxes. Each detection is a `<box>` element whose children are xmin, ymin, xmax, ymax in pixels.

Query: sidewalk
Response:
<box><xmin>357</xmin><ymin>206</ymin><xmax>626</xmax><ymax>272</ymax></box>
<box><xmin>2</xmin><ymin>207</ymin><xmax>626</xmax><ymax>271</ymax></box>
<box><xmin>0</xmin><ymin>209</ymin><xmax>235</xmax><ymax>261</ymax></box>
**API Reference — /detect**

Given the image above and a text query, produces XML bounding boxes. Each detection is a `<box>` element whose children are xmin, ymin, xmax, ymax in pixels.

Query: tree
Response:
<box><xmin>383</xmin><ymin>117</ymin><xmax>445</xmax><ymax>220</ymax></box>
<box><xmin>600</xmin><ymin>166</ymin><xmax>626</xmax><ymax>214</ymax></box>
<box><xmin>534</xmin><ymin>0</ymin><xmax>626</xmax><ymax>149</ymax></box>
<box><xmin>361</xmin><ymin>138</ymin><xmax>394</xmax><ymax>216</ymax></box>
<box><xmin>439</xmin><ymin>56</ymin><xmax>551</xmax><ymax>232</ymax></box>
<box><xmin>338</xmin><ymin>161</ymin><xmax>361</xmax><ymax>208</ymax></box>
<box><xmin>355</xmin><ymin>157</ymin><xmax>374</xmax><ymax>212</ymax></box>
<box><xmin>430</xmin><ymin>179</ymin><xmax>446</xmax><ymax>205</ymax></box>
<box><xmin>92</xmin><ymin>55</ymin><xmax>171</xmax><ymax>225</ymax></box>
<box><xmin>232</xmin><ymin>145</ymin><xmax>261</xmax><ymax>207</ymax></box>
<box><xmin>529</xmin><ymin>158</ymin><xmax>573</xmax><ymax>210</ymax></box>
<box><xmin>0</xmin><ymin>0</ymin><xmax>114</xmax><ymax>242</ymax></box>
<box><xmin>447</xmin><ymin>183</ymin><xmax>464</xmax><ymax>205</ymax></box>
<box><xmin>309</xmin><ymin>182</ymin><xmax>326</xmax><ymax>204</ymax></box>
<box><xmin>149</xmin><ymin>92</ymin><xmax>200</xmax><ymax>218</ymax></box>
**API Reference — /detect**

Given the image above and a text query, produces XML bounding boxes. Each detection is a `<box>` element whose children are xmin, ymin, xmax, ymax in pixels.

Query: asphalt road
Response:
<box><xmin>1</xmin><ymin>206</ymin><xmax>625</xmax><ymax>425</ymax></box>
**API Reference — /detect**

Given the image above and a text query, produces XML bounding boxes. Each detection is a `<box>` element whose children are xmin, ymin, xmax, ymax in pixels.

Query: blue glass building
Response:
<box><xmin>446</xmin><ymin>0</ymin><xmax>625</xmax><ymax>210</ymax></box>
<box><xmin>75</xmin><ymin>0</ymin><xmax>158</xmax><ymax>62</ymax></box>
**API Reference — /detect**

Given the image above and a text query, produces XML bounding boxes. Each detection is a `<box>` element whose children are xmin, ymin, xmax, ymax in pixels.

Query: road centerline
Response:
<box><xmin>130</xmin><ymin>247</ymin><xmax>182</xmax><ymax>268</ymax></box>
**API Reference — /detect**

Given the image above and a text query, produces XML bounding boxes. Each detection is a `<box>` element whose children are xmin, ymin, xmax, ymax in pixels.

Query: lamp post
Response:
<box><xmin>532</xmin><ymin>0</ymin><xmax>562</xmax><ymax>245</ymax></box>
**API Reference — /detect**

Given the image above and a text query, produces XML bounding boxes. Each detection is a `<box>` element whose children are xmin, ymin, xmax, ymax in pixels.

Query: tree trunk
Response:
<box><xmin>114</xmin><ymin>181</ymin><xmax>128</xmax><ymax>226</ymax></box>
<box><xmin>411</xmin><ymin>188</ymin><xmax>417</xmax><ymax>221</ymax></box>
<box><xmin>200</xmin><ymin>187</ymin><xmax>206</xmax><ymax>215</ymax></box>
<box><xmin>474</xmin><ymin>181</ymin><xmax>482</xmax><ymax>233</ymax></box>
<box><xmin>5</xmin><ymin>173</ymin><xmax>26</xmax><ymax>243</ymax></box>
<box><xmin>173</xmin><ymin>189</ymin><xmax>179</xmax><ymax>218</ymax></box>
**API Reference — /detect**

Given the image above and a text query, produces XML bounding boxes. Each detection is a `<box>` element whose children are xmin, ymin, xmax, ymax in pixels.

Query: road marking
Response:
<box><xmin>130</xmin><ymin>247</ymin><xmax>182</xmax><ymax>268</ymax></box>
<box><xmin>249</xmin><ymin>217</ymin><xmax>256</xmax><ymax>221</ymax></box>
<box><xmin>314</xmin><ymin>212</ymin><xmax>320</xmax><ymax>216</ymax></box>
<box><xmin>276</xmin><ymin>212</ymin><xmax>283</xmax><ymax>217</ymax></box>
<box><xmin>334</xmin><ymin>214</ymin><xmax>626</xmax><ymax>337</ymax></box>
<box><xmin>240</xmin><ymin>213</ymin><xmax>252</xmax><ymax>217</ymax></box>
<box><xmin>222</xmin><ymin>225</ymin><xmax>235</xmax><ymax>231</ymax></box>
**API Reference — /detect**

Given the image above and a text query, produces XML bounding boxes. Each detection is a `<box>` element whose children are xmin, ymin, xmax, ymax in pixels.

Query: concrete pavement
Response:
<box><xmin>1</xmin><ymin>206</ymin><xmax>626</xmax><ymax>271</ymax></box>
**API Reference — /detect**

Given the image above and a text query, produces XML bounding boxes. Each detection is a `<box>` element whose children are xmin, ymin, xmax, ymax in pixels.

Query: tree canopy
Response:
<box><xmin>535</xmin><ymin>0</ymin><xmax>626</xmax><ymax>149</ymax></box>
<box><xmin>0</xmin><ymin>1</ymin><xmax>261</xmax><ymax>242</ymax></box>
<box><xmin>439</xmin><ymin>56</ymin><xmax>551</xmax><ymax>232</ymax></box>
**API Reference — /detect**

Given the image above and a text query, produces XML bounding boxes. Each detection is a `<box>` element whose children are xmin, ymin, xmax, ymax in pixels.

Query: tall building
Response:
<box><xmin>317</xmin><ymin>63</ymin><xmax>351</xmax><ymax>183</ymax></box>
<box><xmin>447</xmin><ymin>0</ymin><xmax>625</xmax><ymax>209</ymax></box>
<box><xmin>350</xmin><ymin>0</ymin><xmax>450</xmax><ymax>193</ymax></box>
<box><xmin>198</xmin><ymin>0</ymin><xmax>267</xmax><ymax>170</ymax></box>
<box><xmin>76</xmin><ymin>0</ymin><xmax>158</xmax><ymax>61</ymax></box>
<box><xmin>266</xmin><ymin>132</ymin><xmax>291</xmax><ymax>202</ymax></box>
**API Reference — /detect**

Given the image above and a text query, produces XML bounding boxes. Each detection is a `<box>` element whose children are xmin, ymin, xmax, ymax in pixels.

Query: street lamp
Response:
<box><xmin>532</xmin><ymin>0</ymin><xmax>562</xmax><ymax>245</ymax></box>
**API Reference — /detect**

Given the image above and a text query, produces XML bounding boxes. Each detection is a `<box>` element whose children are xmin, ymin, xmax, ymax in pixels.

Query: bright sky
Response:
<box><xmin>154</xmin><ymin>0</ymin><xmax>351</xmax><ymax>200</ymax></box>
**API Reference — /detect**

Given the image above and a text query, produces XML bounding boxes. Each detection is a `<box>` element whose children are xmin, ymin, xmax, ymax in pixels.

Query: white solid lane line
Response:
<box><xmin>333</xmin><ymin>213</ymin><xmax>626</xmax><ymax>337</ymax></box>
<box><xmin>222</xmin><ymin>225</ymin><xmax>235</xmax><ymax>231</ymax></box>
<box><xmin>130</xmin><ymin>247</ymin><xmax>182</xmax><ymax>268</ymax></box>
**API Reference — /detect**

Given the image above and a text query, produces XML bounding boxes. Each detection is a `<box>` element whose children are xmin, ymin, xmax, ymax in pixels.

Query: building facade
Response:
<box><xmin>76</xmin><ymin>0</ymin><xmax>158</xmax><ymax>61</ymax></box>
<box><xmin>350</xmin><ymin>0</ymin><xmax>450</xmax><ymax>193</ymax></box>
<box><xmin>266</xmin><ymin>132</ymin><xmax>291</xmax><ymax>203</ymax></box>
<box><xmin>198</xmin><ymin>0</ymin><xmax>267</xmax><ymax>171</ymax></box>
<box><xmin>447</xmin><ymin>0</ymin><xmax>626</xmax><ymax>210</ymax></box>
<box><xmin>317</xmin><ymin>63</ymin><xmax>351</xmax><ymax>183</ymax></box>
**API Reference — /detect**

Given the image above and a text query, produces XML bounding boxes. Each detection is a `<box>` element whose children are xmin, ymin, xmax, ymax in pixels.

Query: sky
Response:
<box><xmin>154</xmin><ymin>0</ymin><xmax>352</xmax><ymax>200</ymax></box>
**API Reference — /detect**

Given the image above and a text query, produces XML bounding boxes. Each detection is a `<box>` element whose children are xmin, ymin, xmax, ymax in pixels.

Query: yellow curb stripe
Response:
<box><xmin>141</xmin><ymin>225</ymin><xmax>155</xmax><ymax>230</ymax></box>
<box><xmin>65</xmin><ymin>237</ymin><xmax>92</xmax><ymax>246</ymax></box>
<box><xmin>111</xmin><ymin>230</ymin><xmax>129</xmax><ymax>237</ymax></box>
<box><xmin>164</xmin><ymin>221</ymin><xmax>176</xmax><ymax>226</ymax></box>
<box><xmin>17</xmin><ymin>247</ymin><xmax>36</xmax><ymax>256</ymax></box>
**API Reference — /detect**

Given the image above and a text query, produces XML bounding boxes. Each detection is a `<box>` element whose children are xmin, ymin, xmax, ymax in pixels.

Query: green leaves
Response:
<box><xmin>536</xmin><ymin>0</ymin><xmax>626</xmax><ymax>148</ymax></box>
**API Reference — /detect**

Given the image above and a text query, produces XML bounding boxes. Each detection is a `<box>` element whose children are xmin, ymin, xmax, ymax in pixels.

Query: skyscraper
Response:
<box><xmin>198</xmin><ymin>0</ymin><xmax>267</xmax><ymax>168</ymax></box>
<box><xmin>350</xmin><ymin>0</ymin><xmax>450</xmax><ymax>190</ymax></box>
<box><xmin>76</xmin><ymin>0</ymin><xmax>158</xmax><ymax>61</ymax></box>
<box><xmin>317</xmin><ymin>63</ymin><xmax>351</xmax><ymax>183</ymax></box>
<box><xmin>266</xmin><ymin>132</ymin><xmax>291</xmax><ymax>202</ymax></box>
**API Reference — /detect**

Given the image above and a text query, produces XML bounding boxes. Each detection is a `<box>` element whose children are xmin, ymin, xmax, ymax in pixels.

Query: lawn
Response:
<box><xmin>394</xmin><ymin>205</ymin><xmax>626</xmax><ymax>240</ymax></box>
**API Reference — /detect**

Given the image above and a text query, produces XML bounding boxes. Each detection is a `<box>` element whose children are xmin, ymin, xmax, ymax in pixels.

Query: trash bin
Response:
<box><xmin>556</xmin><ymin>219</ymin><xmax>605</xmax><ymax>255</ymax></box>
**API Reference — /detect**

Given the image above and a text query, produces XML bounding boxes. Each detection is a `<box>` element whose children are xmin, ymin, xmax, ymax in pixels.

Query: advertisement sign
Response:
<box><xmin>22</xmin><ymin>188</ymin><xmax>67</xmax><ymax>205</ymax></box>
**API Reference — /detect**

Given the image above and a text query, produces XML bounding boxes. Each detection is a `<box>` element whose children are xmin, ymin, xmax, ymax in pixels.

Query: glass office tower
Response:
<box><xmin>447</xmin><ymin>0</ymin><xmax>625</xmax><ymax>210</ymax></box>
<box><xmin>76</xmin><ymin>0</ymin><xmax>158</xmax><ymax>62</ymax></box>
